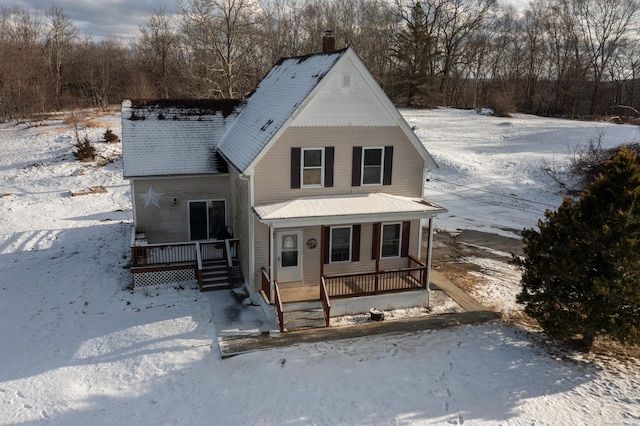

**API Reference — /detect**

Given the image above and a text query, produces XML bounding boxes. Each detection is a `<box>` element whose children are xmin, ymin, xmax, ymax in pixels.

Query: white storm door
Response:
<box><xmin>276</xmin><ymin>230</ymin><xmax>303</xmax><ymax>283</ymax></box>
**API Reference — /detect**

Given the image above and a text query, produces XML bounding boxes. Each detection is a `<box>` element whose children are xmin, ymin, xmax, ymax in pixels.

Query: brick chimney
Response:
<box><xmin>322</xmin><ymin>30</ymin><xmax>335</xmax><ymax>53</ymax></box>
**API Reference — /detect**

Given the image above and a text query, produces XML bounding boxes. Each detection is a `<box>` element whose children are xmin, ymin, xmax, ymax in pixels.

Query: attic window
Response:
<box><xmin>260</xmin><ymin>119</ymin><xmax>274</xmax><ymax>131</ymax></box>
<box><xmin>342</xmin><ymin>73</ymin><xmax>351</xmax><ymax>87</ymax></box>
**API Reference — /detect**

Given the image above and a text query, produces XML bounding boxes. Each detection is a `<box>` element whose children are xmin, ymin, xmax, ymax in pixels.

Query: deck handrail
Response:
<box><xmin>320</xmin><ymin>277</ymin><xmax>331</xmax><ymax>327</ymax></box>
<box><xmin>273</xmin><ymin>280</ymin><xmax>284</xmax><ymax>332</ymax></box>
<box><xmin>195</xmin><ymin>241</ymin><xmax>203</xmax><ymax>286</ymax></box>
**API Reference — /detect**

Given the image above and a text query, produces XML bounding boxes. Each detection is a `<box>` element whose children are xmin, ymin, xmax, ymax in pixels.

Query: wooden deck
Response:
<box><xmin>279</xmin><ymin>274</ymin><xmax>424</xmax><ymax>303</ymax></box>
<box><xmin>279</xmin><ymin>285</ymin><xmax>320</xmax><ymax>303</ymax></box>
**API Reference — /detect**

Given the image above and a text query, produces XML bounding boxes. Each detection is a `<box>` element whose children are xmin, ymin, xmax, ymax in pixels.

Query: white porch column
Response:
<box><xmin>425</xmin><ymin>216</ymin><xmax>435</xmax><ymax>293</ymax></box>
<box><xmin>269</xmin><ymin>224</ymin><xmax>275</xmax><ymax>304</ymax></box>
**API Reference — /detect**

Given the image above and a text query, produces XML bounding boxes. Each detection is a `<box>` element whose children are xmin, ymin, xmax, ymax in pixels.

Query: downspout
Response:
<box><xmin>240</xmin><ymin>172</ymin><xmax>255</xmax><ymax>300</ymax></box>
<box><xmin>130</xmin><ymin>180</ymin><xmax>137</xmax><ymax>228</ymax></box>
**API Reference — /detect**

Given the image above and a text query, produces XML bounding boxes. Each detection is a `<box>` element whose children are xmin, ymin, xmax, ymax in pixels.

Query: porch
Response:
<box><xmin>262</xmin><ymin>255</ymin><xmax>429</xmax><ymax>332</ymax></box>
<box><xmin>129</xmin><ymin>230</ymin><xmax>240</xmax><ymax>291</ymax></box>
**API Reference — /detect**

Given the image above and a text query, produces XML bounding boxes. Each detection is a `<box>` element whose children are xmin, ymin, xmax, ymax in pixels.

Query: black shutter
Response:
<box><xmin>291</xmin><ymin>147</ymin><xmax>301</xmax><ymax>189</ymax></box>
<box><xmin>401</xmin><ymin>221</ymin><xmax>411</xmax><ymax>257</ymax></box>
<box><xmin>323</xmin><ymin>226</ymin><xmax>331</xmax><ymax>264</ymax></box>
<box><xmin>383</xmin><ymin>146</ymin><xmax>393</xmax><ymax>185</ymax></box>
<box><xmin>325</xmin><ymin>147</ymin><xmax>334</xmax><ymax>187</ymax></box>
<box><xmin>351</xmin><ymin>224</ymin><xmax>361</xmax><ymax>262</ymax></box>
<box><xmin>371</xmin><ymin>222</ymin><xmax>379</xmax><ymax>260</ymax></box>
<box><xmin>352</xmin><ymin>146</ymin><xmax>362</xmax><ymax>186</ymax></box>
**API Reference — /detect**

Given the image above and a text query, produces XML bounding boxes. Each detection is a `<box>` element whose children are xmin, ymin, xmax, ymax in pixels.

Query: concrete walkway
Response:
<box><xmin>430</xmin><ymin>269</ymin><xmax>488</xmax><ymax>312</ymax></box>
<box><xmin>217</xmin><ymin>271</ymin><xmax>498</xmax><ymax>358</ymax></box>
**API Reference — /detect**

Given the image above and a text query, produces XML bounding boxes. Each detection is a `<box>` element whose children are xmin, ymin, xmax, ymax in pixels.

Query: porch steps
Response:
<box><xmin>282</xmin><ymin>300</ymin><xmax>327</xmax><ymax>331</ymax></box>
<box><xmin>200</xmin><ymin>260</ymin><xmax>231</xmax><ymax>291</ymax></box>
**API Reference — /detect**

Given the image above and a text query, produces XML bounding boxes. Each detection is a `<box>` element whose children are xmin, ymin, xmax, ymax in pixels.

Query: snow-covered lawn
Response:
<box><xmin>1</xmin><ymin>109</ymin><xmax>639</xmax><ymax>425</ymax></box>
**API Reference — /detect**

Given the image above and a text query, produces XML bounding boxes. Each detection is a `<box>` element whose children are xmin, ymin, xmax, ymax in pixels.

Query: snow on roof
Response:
<box><xmin>122</xmin><ymin>99</ymin><xmax>240</xmax><ymax>178</ymax></box>
<box><xmin>217</xmin><ymin>49</ymin><xmax>347</xmax><ymax>173</ymax></box>
<box><xmin>253</xmin><ymin>193</ymin><xmax>446</xmax><ymax>227</ymax></box>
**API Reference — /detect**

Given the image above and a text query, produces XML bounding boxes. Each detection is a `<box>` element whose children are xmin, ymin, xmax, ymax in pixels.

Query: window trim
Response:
<box><xmin>381</xmin><ymin>222</ymin><xmax>402</xmax><ymax>258</ymax></box>
<box><xmin>329</xmin><ymin>225</ymin><xmax>352</xmax><ymax>263</ymax></box>
<box><xmin>361</xmin><ymin>146</ymin><xmax>385</xmax><ymax>186</ymax></box>
<box><xmin>301</xmin><ymin>147</ymin><xmax>325</xmax><ymax>188</ymax></box>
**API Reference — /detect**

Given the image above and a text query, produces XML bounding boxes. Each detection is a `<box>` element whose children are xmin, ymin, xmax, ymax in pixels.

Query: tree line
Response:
<box><xmin>1</xmin><ymin>0</ymin><xmax>639</xmax><ymax>119</ymax></box>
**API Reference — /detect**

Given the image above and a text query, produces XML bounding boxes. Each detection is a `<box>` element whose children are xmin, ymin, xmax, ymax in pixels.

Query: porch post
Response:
<box><xmin>425</xmin><ymin>217</ymin><xmax>435</xmax><ymax>292</ymax></box>
<box><xmin>269</xmin><ymin>224</ymin><xmax>275</xmax><ymax>304</ymax></box>
<box><xmin>320</xmin><ymin>225</ymin><xmax>325</xmax><ymax>279</ymax></box>
<box><xmin>374</xmin><ymin>222</ymin><xmax>381</xmax><ymax>294</ymax></box>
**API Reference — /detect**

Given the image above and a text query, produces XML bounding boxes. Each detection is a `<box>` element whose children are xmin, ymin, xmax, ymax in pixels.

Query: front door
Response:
<box><xmin>276</xmin><ymin>230</ymin><xmax>302</xmax><ymax>283</ymax></box>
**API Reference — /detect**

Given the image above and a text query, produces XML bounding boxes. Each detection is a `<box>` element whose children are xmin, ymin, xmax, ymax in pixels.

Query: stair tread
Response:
<box><xmin>284</xmin><ymin>318</ymin><xmax>327</xmax><ymax>331</ymax></box>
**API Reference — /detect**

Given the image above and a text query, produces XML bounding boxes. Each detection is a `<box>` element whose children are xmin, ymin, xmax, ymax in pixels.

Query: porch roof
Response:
<box><xmin>253</xmin><ymin>193</ymin><xmax>446</xmax><ymax>228</ymax></box>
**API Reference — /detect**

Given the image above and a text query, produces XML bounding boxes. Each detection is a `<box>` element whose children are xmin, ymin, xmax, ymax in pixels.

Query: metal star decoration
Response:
<box><xmin>140</xmin><ymin>185</ymin><xmax>163</xmax><ymax>208</ymax></box>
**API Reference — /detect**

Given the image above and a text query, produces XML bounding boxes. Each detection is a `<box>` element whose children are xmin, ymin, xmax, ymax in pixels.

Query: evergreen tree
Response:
<box><xmin>515</xmin><ymin>146</ymin><xmax>640</xmax><ymax>350</ymax></box>
<box><xmin>392</xmin><ymin>2</ymin><xmax>438</xmax><ymax>106</ymax></box>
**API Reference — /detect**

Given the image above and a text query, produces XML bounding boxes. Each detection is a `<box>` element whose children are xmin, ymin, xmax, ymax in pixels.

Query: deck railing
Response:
<box><xmin>131</xmin><ymin>235</ymin><xmax>239</xmax><ymax>289</ymax></box>
<box><xmin>131</xmin><ymin>242</ymin><xmax>197</xmax><ymax>267</ymax></box>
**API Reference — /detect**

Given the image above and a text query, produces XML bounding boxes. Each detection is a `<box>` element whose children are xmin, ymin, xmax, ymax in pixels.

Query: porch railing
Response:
<box><xmin>320</xmin><ymin>277</ymin><xmax>331</xmax><ymax>327</ymax></box>
<box><xmin>261</xmin><ymin>267</ymin><xmax>271</xmax><ymax>301</ymax></box>
<box><xmin>273</xmin><ymin>280</ymin><xmax>284</xmax><ymax>332</ymax></box>
<box><xmin>323</xmin><ymin>263</ymin><xmax>429</xmax><ymax>299</ymax></box>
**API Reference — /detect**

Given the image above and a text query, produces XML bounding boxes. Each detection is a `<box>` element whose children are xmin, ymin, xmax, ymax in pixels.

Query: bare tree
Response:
<box><xmin>572</xmin><ymin>0</ymin><xmax>640</xmax><ymax>115</ymax></box>
<box><xmin>135</xmin><ymin>8</ymin><xmax>181</xmax><ymax>98</ymax></box>
<box><xmin>44</xmin><ymin>4</ymin><xmax>77</xmax><ymax>109</ymax></box>
<box><xmin>0</xmin><ymin>5</ymin><xmax>46</xmax><ymax>117</ymax></box>
<box><xmin>179</xmin><ymin>0</ymin><xmax>261</xmax><ymax>98</ymax></box>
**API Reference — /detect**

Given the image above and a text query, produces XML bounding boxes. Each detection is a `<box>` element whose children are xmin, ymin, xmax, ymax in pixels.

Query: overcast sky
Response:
<box><xmin>14</xmin><ymin>0</ymin><xmax>527</xmax><ymax>43</ymax></box>
<box><xmin>15</xmin><ymin>0</ymin><xmax>176</xmax><ymax>42</ymax></box>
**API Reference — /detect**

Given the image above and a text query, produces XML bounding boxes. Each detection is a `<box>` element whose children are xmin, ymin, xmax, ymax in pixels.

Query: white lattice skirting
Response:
<box><xmin>132</xmin><ymin>268</ymin><xmax>196</xmax><ymax>287</ymax></box>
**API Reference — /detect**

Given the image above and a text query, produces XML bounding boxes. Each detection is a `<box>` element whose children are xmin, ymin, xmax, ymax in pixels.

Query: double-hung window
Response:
<box><xmin>352</xmin><ymin>146</ymin><xmax>393</xmax><ymax>186</ymax></box>
<box><xmin>302</xmin><ymin>148</ymin><xmax>324</xmax><ymax>187</ymax></box>
<box><xmin>362</xmin><ymin>147</ymin><xmax>384</xmax><ymax>185</ymax></box>
<box><xmin>372</xmin><ymin>221</ymin><xmax>410</xmax><ymax>259</ymax></box>
<box><xmin>381</xmin><ymin>223</ymin><xmax>402</xmax><ymax>258</ymax></box>
<box><xmin>330</xmin><ymin>226</ymin><xmax>352</xmax><ymax>263</ymax></box>
<box><xmin>291</xmin><ymin>147</ymin><xmax>334</xmax><ymax>188</ymax></box>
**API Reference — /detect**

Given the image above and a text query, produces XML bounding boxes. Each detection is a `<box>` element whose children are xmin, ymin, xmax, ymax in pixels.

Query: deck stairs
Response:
<box><xmin>199</xmin><ymin>259</ymin><xmax>231</xmax><ymax>291</ymax></box>
<box><xmin>281</xmin><ymin>300</ymin><xmax>328</xmax><ymax>331</ymax></box>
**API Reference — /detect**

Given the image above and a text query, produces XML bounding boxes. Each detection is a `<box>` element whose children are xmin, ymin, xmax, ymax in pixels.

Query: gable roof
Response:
<box><xmin>217</xmin><ymin>48</ymin><xmax>437</xmax><ymax>174</ymax></box>
<box><xmin>217</xmin><ymin>49</ymin><xmax>347</xmax><ymax>173</ymax></box>
<box><xmin>122</xmin><ymin>99</ymin><xmax>240</xmax><ymax>178</ymax></box>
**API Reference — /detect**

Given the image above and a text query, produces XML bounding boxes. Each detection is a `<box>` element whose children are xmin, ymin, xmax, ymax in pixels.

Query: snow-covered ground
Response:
<box><xmin>1</xmin><ymin>109</ymin><xmax>639</xmax><ymax>425</ymax></box>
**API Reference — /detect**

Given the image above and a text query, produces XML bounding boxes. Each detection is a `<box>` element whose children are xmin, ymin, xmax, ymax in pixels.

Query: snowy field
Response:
<box><xmin>1</xmin><ymin>108</ymin><xmax>639</xmax><ymax>425</ymax></box>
